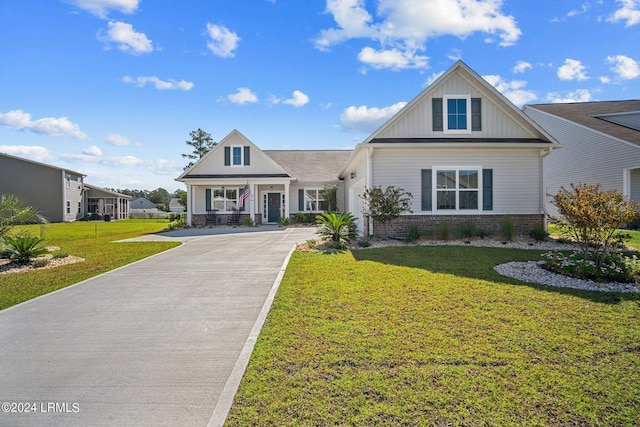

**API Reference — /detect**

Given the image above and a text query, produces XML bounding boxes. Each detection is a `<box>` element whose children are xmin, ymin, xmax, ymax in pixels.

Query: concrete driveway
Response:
<box><xmin>0</xmin><ymin>226</ymin><xmax>316</xmax><ymax>427</ymax></box>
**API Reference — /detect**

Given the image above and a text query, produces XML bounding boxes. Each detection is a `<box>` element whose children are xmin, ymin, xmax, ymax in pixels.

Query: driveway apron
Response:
<box><xmin>0</xmin><ymin>227</ymin><xmax>316</xmax><ymax>427</ymax></box>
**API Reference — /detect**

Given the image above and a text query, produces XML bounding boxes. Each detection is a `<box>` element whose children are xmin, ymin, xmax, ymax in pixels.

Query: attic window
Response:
<box><xmin>433</xmin><ymin>97</ymin><xmax>481</xmax><ymax>133</ymax></box>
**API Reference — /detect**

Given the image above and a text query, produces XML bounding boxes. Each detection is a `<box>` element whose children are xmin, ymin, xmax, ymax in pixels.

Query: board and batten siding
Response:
<box><xmin>370</xmin><ymin>147</ymin><xmax>543</xmax><ymax>214</ymax></box>
<box><xmin>523</xmin><ymin>107</ymin><xmax>640</xmax><ymax>215</ymax></box>
<box><xmin>377</xmin><ymin>73</ymin><xmax>536</xmax><ymax>140</ymax></box>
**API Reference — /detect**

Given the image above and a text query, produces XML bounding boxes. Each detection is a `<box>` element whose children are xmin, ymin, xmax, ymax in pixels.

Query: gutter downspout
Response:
<box><xmin>540</xmin><ymin>147</ymin><xmax>555</xmax><ymax>230</ymax></box>
<box><xmin>367</xmin><ymin>146</ymin><xmax>374</xmax><ymax>236</ymax></box>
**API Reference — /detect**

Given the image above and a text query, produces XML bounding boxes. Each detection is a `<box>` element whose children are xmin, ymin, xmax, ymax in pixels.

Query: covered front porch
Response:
<box><xmin>185</xmin><ymin>179</ymin><xmax>292</xmax><ymax>227</ymax></box>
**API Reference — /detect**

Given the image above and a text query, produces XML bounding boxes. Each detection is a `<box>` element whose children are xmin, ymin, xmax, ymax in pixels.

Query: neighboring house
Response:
<box><xmin>129</xmin><ymin>197</ymin><xmax>160</xmax><ymax>213</ymax></box>
<box><xmin>339</xmin><ymin>60</ymin><xmax>559</xmax><ymax>236</ymax></box>
<box><xmin>523</xmin><ymin>100</ymin><xmax>640</xmax><ymax>217</ymax></box>
<box><xmin>176</xmin><ymin>130</ymin><xmax>351</xmax><ymax>226</ymax></box>
<box><xmin>168</xmin><ymin>198</ymin><xmax>185</xmax><ymax>213</ymax></box>
<box><xmin>0</xmin><ymin>152</ymin><xmax>86</xmax><ymax>222</ymax></box>
<box><xmin>84</xmin><ymin>184</ymin><xmax>131</xmax><ymax>220</ymax></box>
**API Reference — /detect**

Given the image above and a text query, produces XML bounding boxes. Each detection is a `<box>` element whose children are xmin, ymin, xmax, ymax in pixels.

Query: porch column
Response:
<box><xmin>186</xmin><ymin>185</ymin><xmax>193</xmax><ymax>226</ymax></box>
<box><xmin>284</xmin><ymin>182</ymin><xmax>290</xmax><ymax>220</ymax></box>
<box><xmin>250</xmin><ymin>183</ymin><xmax>256</xmax><ymax>223</ymax></box>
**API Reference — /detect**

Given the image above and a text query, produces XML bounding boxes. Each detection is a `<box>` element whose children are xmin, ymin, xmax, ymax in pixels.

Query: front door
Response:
<box><xmin>267</xmin><ymin>193</ymin><xmax>281</xmax><ymax>223</ymax></box>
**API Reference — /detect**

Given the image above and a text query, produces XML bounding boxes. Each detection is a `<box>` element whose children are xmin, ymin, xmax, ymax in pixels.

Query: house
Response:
<box><xmin>177</xmin><ymin>61</ymin><xmax>559</xmax><ymax>236</ymax></box>
<box><xmin>84</xmin><ymin>184</ymin><xmax>131</xmax><ymax>220</ymax></box>
<box><xmin>522</xmin><ymin>100</ymin><xmax>640</xmax><ymax>217</ymax></box>
<box><xmin>0</xmin><ymin>152</ymin><xmax>131</xmax><ymax>222</ymax></box>
<box><xmin>1</xmin><ymin>152</ymin><xmax>86</xmax><ymax>222</ymax></box>
<box><xmin>176</xmin><ymin>130</ymin><xmax>351</xmax><ymax>226</ymax></box>
<box><xmin>129</xmin><ymin>197</ymin><xmax>160</xmax><ymax>213</ymax></box>
<box><xmin>168</xmin><ymin>198</ymin><xmax>185</xmax><ymax>213</ymax></box>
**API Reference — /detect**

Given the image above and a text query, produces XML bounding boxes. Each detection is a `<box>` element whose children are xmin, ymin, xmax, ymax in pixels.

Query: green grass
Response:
<box><xmin>226</xmin><ymin>246</ymin><xmax>640</xmax><ymax>426</ymax></box>
<box><xmin>0</xmin><ymin>220</ymin><xmax>179</xmax><ymax>310</ymax></box>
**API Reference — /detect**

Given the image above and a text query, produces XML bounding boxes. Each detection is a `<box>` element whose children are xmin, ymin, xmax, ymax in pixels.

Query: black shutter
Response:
<box><xmin>206</xmin><ymin>189</ymin><xmax>211</xmax><ymax>211</ymax></box>
<box><xmin>224</xmin><ymin>147</ymin><xmax>230</xmax><ymax>166</ymax></box>
<box><xmin>483</xmin><ymin>169</ymin><xmax>493</xmax><ymax>211</ymax></box>
<box><xmin>471</xmin><ymin>98</ymin><xmax>482</xmax><ymax>131</ymax></box>
<box><xmin>421</xmin><ymin>169</ymin><xmax>432</xmax><ymax>211</ymax></box>
<box><xmin>432</xmin><ymin>98</ymin><xmax>443</xmax><ymax>132</ymax></box>
<box><xmin>244</xmin><ymin>146</ymin><xmax>250</xmax><ymax>165</ymax></box>
<box><xmin>298</xmin><ymin>189</ymin><xmax>304</xmax><ymax>211</ymax></box>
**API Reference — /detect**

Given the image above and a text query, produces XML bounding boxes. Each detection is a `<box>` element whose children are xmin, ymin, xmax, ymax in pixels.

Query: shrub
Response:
<box><xmin>306</xmin><ymin>239</ymin><xmax>317</xmax><ymax>250</ymax></box>
<box><xmin>529</xmin><ymin>225</ymin><xmax>549</xmax><ymax>242</ymax></box>
<box><xmin>542</xmin><ymin>250</ymin><xmax>640</xmax><ymax>283</ymax></box>
<box><xmin>405</xmin><ymin>226</ymin><xmax>421</xmax><ymax>243</ymax></box>
<box><xmin>32</xmin><ymin>258</ymin><xmax>50</xmax><ymax>268</ymax></box>
<box><xmin>1</xmin><ymin>234</ymin><xmax>49</xmax><ymax>264</ymax></box>
<box><xmin>316</xmin><ymin>212</ymin><xmax>357</xmax><ymax>245</ymax></box>
<box><xmin>434</xmin><ymin>221</ymin><xmax>453</xmax><ymax>241</ymax></box>
<box><xmin>357</xmin><ymin>239</ymin><xmax>371</xmax><ymax>248</ymax></box>
<box><xmin>457</xmin><ymin>223</ymin><xmax>478</xmax><ymax>239</ymax></box>
<box><xmin>552</xmin><ymin>183</ymin><xmax>640</xmax><ymax>269</ymax></box>
<box><xmin>499</xmin><ymin>217</ymin><xmax>515</xmax><ymax>242</ymax></box>
<box><xmin>242</xmin><ymin>217</ymin><xmax>255</xmax><ymax>227</ymax></box>
<box><xmin>52</xmin><ymin>250</ymin><xmax>69</xmax><ymax>259</ymax></box>
<box><xmin>361</xmin><ymin>186</ymin><xmax>412</xmax><ymax>237</ymax></box>
<box><xmin>276</xmin><ymin>217</ymin><xmax>290</xmax><ymax>227</ymax></box>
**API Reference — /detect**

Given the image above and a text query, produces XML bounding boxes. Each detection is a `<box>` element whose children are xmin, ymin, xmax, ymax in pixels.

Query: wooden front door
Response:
<box><xmin>267</xmin><ymin>193</ymin><xmax>280</xmax><ymax>223</ymax></box>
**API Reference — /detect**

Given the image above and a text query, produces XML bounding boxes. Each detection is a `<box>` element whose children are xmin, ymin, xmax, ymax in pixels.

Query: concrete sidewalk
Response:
<box><xmin>0</xmin><ymin>226</ymin><xmax>316</xmax><ymax>427</ymax></box>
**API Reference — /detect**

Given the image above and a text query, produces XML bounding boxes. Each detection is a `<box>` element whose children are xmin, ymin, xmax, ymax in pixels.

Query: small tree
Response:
<box><xmin>0</xmin><ymin>193</ymin><xmax>47</xmax><ymax>239</ymax></box>
<box><xmin>360</xmin><ymin>186</ymin><xmax>413</xmax><ymax>237</ymax></box>
<box><xmin>552</xmin><ymin>183</ymin><xmax>640</xmax><ymax>267</ymax></box>
<box><xmin>182</xmin><ymin>128</ymin><xmax>216</xmax><ymax>170</ymax></box>
<box><xmin>316</xmin><ymin>212</ymin><xmax>357</xmax><ymax>247</ymax></box>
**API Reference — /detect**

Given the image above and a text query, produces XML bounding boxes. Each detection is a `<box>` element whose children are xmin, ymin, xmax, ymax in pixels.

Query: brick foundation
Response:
<box><xmin>365</xmin><ymin>214</ymin><xmax>545</xmax><ymax>238</ymax></box>
<box><xmin>191</xmin><ymin>213</ymin><xmax>258</xmax><ymax>226</ymax></box>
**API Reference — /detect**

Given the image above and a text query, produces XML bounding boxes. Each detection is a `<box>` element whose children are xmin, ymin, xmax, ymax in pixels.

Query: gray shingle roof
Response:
<box><xmin>263</xmin><ymin>150</ymin><xmax>352</xmax><ymax>182</ymax></box>
<box><xmin>527</xmin><ymin>100</ymin><xmax>640</xmax><ymax>146</ymax></box>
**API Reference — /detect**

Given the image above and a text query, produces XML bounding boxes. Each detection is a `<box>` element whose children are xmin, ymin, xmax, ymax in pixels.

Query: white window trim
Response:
<box><xmin>443</xmin><ymin>95</ymin><xmax>472</xmax><ymax>134</ymax></box>
<box><xmin>231</xmin><ymin>145</ymin><xmax>243</xmax><ymax>167</ymax></box>
<box><xmin>212</xmin><ymin>187</ymin><xmax>240</xmax><ymax>212</ymax></box>
<box><xmin>302</xmin><ymin>188</ymin><xmax>326</xmax><ymax>212</ymax></box>
<box><xmin>432</xmin><ymin>166</ymin><xmax>482</xmax><ymax>212</ymax></box>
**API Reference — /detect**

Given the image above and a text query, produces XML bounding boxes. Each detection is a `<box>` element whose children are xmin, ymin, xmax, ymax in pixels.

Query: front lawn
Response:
<box><xmin>226</xmin><ymin>246</ymin><xmax>640</xmax><ymax>426</ymax></box>
<box><xmin>0</xmin><ymin>220</ymin><xmax>179</xmax><ymax>310</ymax></box>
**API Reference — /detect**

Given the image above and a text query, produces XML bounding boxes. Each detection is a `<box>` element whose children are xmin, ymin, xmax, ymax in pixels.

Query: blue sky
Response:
<box><xmin>1</xmin><ymin>0</ymin><xmax>639</xmax><ymax>192</ymax></box>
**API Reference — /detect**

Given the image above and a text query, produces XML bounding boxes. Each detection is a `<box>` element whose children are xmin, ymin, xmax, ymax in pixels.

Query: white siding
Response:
<box><xmin>371</xmin><ymin>147</ymin><xmax>543</xmax><ymax>214</ymax></box>
<box><xmin>342</xmin><ymin>148</ymin><xmax>369</xmax><ymax>212</ymax></box>
<box><xmin>630</xmin><ymin>169</ymin><xmax>640</xmax><ymax>202</ymax></box>
<box><xmin>524</xmin><ymin>107</ymin><xmax>640</xmax><ymax>215</ymax></box>
<box><xmin>377</xmin><ymin>72</ymin><xmax>537</xmax><ymax>140</ymax></box>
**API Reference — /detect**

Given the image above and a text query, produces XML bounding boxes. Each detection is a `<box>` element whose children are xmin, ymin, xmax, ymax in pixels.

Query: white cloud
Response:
<box><xmin>340</xmin><ymin>101</ymin><xmax>407</xmax><ymax>133</ymax></box>
<box><xmin>546</xmin><ymin>89</ymin><xmax>593</xmax><ymax>103</ymax></box>
<box><xmin>98</xmin><ymin>21</ymin><xmax>154</xmax><ymax>55</ymax></box>
<box><xmin>122</xmin><ymin>75</ymin><xmax>194</xmax><ymax>90</ymax></box>
<box><xmin>608</xmin><ymin>0</ymin><xmax>640</xmax><ymax>26</ymax></box>
<box><xmin>513</xmin><ymin>60</ymin><xmax>532</xmax><ymax>74</ymax></box>
<box><xmin>105</xmin><ymin>133</ymin><xmax>137</xmax><ymax>146</ymax></box>
<box><xmin>83</xmin><ymin>145</ymin><xmax>103</xmax><ymax>156</ymax></box>
<box><xmin>282</xmin><ymin>90</ymin><xmax>310</xmax><ymax>107</ymax></box>
<box><xmin>0</xmin><ymin>145</ymin><xmax>53</xmax><ymax>163</ymax></box>
<box><xmin>606</xmin><ymin>54</ymin><xmax>640</xmax><ymax>79</ymax></box>
<box><xmin>557</xmin><ymin>59</ymin><xmax>589</xmax><ymax>81</ymax></box>
<box><xmin>206</xmin><ymin>23</ymin><xmax>240</xmax><ymax>58</ymax></box>
<box><xmin>357</xmin><ymin>46</ymin><xmax>428</xmax><ymax>70</ymax></box>
<box><xmin>64</xmin><ymin>0</ymin><xmax>139</xmax><ymax>18</ymax></box>
<box><xmin>483</xmin><ymin>75</ymin><xmax>537</xmax><ymax>106</ymax></box>
<box><xmin>315</xmin><ymin>0</ymin><xmax>521</xmax><ymax>70</ymax></box>
<box><xmin>224</xmin><ymin>87</ymin><xmax>258</xmax><ymax>105</ymax></box>
<box><xmin>0</xmin><ymin>110</ymin><xmax>88</xmax><ymax>140</ymax></box>
<box><xmin>424</xmin><ymin>71</ymin><xmax>445</xmax><ymax>86</ymax></box>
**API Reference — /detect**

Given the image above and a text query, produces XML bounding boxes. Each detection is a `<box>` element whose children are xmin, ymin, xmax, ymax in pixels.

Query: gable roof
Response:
<box><xmin>264</xmin><ymin>150</ymin><xmax>352</xmax><ymax>182</ymax></box>
<box><xmin>525</xmin><ymin>100</ymin><xmax>640</xmax><ymax>147</ymax></box>
<box><xmin>364</xmin><ymin>60</ymin><xmax>556</xmax><ymax>144</ymax></box>
<box><xmin>130</xmin><ymin>197</ymin><xmax>157</xmax><ymax>209</ymax></box>
<box><xmin>84</xmin><ymin>184</ymin><xmax>131</xmax><ymax>199</ymax></box>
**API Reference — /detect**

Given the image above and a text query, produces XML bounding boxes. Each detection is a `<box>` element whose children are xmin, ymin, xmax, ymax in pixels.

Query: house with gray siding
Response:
<box><xmin>0</xmin><ymin>152</ymin><xmax>130</xmax><ymax>222</ymax></box>
<box><xmin>523</xmin><ymin>100</ymin><xmax>640</xmax><ymax>217</ymax></box>
<box><xmin>0</xmin><ymin>152</ymin><xmax>86</xmax><ymax>222</ymax></box>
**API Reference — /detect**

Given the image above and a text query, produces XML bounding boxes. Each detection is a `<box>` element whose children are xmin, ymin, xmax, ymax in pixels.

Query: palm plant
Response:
<box><xmin>1</xmin><ymin>233</ymin><xmax>49</xmax><ymax>264</ymax></box>
<box><xmin>316</xmin><ymin>212</ymin><xmax>357</xmax><ymax>245</ymax></box>
<box><xmin>0</xmin><ymin>193</ymin><xmax>47</xmax><ymax>238</ymax></box>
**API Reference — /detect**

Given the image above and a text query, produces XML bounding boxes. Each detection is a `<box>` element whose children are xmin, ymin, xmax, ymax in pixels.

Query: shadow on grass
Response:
<box><xmin>351</xmin><ymin>245</ymin><xmax>640</xmax><ymax>305</ymax></box>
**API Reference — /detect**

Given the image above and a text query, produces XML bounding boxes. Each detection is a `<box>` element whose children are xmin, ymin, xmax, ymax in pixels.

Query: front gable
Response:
<box><xmin>366</xmin><ymin>60</ymin><xmax>553</xmax><ymax>143</ymax></box>
<box><xmin>177</xmin><ymin>129</ymin><xmax>290</xmax><ymax>179</ymax></box>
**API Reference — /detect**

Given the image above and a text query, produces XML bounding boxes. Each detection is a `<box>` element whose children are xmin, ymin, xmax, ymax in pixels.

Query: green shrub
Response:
<box><xmin>434</xmin><ymin>221</ymin><xmax>453</xmax><ymax>241</ymax></box>
<box><xmin>306</xmin><ymin>239</ymin><xmax>317</xmax><ymax>250</ymax></box>
<box><xmin>316</xmin><ymin>212</ymin><xmax>357</xmax><ymax>244</ymax></box>
<box><xmin>1</xmin><ymin>234</ymin><xmax>49</xmax><ymax>263</ymax></box>
<box><xmin>499</xmin><ymin>217</ymin><xmax>515</xmax><ymax>242</ymax></box>
<box><xmin>457</xmin><ymin>223</ymin><xmax>478</xmax><ymax>239</ymax></box>
<box><xmin>242</xmin><ymin>217</ymin><xmax>255</xmax><ymax>227</ymax></box>
<box><xmin>542</xmin><ymin>250</ymin><xmax>640</xmax><ymax>283</ymax></box>
<box><xmin>32</xmin><ymin>258</ymin><xmax>50</xmax><ymax>268</ymax></box>
<box><xmin>529</xmin><ymin>225</ymin><xmax>549</xmax><ymax>242</ymax></box>
<box><xmin>52</xmin><ymin>250</ymin><xmax>69</xmax><ymax>259</ymax></box>
<box><xmin>276</xmin><ymin>217</ymin><xmax>290</xmax><ymax>227</ymax></box>
<box><xmin>405</xmin><ymin>226</ymin><xmax>421</xmax><ymax>243</ymax></box>
<box><xmin>357</xmin><ymin>239</ymin><xmax>371</xmax><ymax>248</ymax></box>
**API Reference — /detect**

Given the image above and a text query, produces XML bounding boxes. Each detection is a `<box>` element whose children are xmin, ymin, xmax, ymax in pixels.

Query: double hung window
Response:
<box><xmin>213</xmin><ymin>188</ymin><xmax>238</xmax><ymax>211</ymax></box>
<box><xmin>303</xmin><ymin>189</ymin><xmax>326</xmax><ymax>212</ymax></box>
<box><xmin>435</xmin><ymin>168</ymin><xmax>479</xmax><ymax>210</ymax></box>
